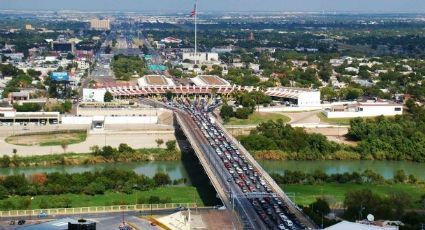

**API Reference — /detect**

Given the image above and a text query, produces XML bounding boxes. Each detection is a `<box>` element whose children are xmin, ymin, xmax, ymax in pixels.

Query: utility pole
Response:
<box><xmin>193</xmin><ymin>0</ymin><xmax>198</xmax><ymax>65</ymax></box>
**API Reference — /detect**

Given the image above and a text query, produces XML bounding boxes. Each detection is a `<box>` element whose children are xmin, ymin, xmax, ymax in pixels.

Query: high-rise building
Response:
<box><xmin>90</xmin><ymin>18</ymin><xmax>110</xmax><ymax>30</ymax></box>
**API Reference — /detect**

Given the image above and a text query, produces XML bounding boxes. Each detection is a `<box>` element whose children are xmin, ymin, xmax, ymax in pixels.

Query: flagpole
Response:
<box><xmin>194</xmin><ymin>0</ymin><xmax>197</xmax><ymax>65</ymax></box>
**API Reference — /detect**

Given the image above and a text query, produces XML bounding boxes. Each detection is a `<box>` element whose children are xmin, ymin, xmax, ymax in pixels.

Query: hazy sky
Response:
<box><xmin>1</xmin><ymin>0</ymin><xmax>425</xmax><ymax>13</ymax></box>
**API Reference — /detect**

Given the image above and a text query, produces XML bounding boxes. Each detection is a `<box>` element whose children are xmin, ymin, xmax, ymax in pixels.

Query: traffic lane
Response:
<box><xmin>180</xmin><ymin>104</ymin><xmax>271</xmax><ymax>227</ymax></box>
<box><xmin>179</xmin><ymin>111</ymin><xmax>269</xmax><ymax>230</ymax></box>
<box><xmin>177</xmin><ymin>112</ymin><xmax>264</xmax><ymax>229</ymax></box>
<box><xmin>191</xmin><ymin>109</ymin><xmax>292</xmax><ymax>229</ymax></box>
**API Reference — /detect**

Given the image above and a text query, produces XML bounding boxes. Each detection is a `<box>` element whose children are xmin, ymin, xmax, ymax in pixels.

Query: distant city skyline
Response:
<box><xmin>1</xmin><ymin>0</ymin><xmax>425</xmax><ymax>13</ymax></box>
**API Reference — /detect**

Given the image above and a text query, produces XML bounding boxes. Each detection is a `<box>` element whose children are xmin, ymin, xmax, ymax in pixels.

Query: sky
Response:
<box><xmin>1</xmin><ymin>0</ymin><xmax>425</xmax><ymax>13</ymax></box>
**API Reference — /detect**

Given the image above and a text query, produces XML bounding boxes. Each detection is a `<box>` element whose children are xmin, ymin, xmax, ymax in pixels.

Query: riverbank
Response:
<box><xmin>283</xmin><ymin>183</ymin><xmax>425</xmax><ymax>209</ymax></box>
<box><xmin>0</xmin><ymin>186</ymin><xmax>203</xmax><ymax>210</ymax></box>
<box><xmin>0</xmin><ymin>147</ymin><xmax>181</xmax><ymax>168</ymax></box>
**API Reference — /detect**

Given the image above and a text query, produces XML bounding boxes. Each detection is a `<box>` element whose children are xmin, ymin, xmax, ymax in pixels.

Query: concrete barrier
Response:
<box><xmin>0</xmin><ymin>203</ymin><xmax>198</xmax><ymax>218</ymax></box>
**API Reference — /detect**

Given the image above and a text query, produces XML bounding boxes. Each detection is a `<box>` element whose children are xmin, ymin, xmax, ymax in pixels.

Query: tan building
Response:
<box><xmin>90</xmin><ymin>18</ymin><xmax>110</xmax><ymax>30</ymax></box>
<box><xmin>25</xmin><ymin>24</ymin><xmax>34</xmax><ymax>30</ymax></box>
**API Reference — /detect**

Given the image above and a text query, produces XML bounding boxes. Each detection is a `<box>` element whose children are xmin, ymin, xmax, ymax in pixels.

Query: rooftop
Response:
<box><xmin>138</xmin><ymin>75</ymin><xmax>175</xmax><ymax>87</ymax></box>
<box><xmin>191</xmin><ymin>75</ymin><xmax>231</xmax><ymax>87</ymax></box>
<box><xmin>325</xmin><ymin>221</ymin><xmax>399</xmax><ymax>230</ymax></box>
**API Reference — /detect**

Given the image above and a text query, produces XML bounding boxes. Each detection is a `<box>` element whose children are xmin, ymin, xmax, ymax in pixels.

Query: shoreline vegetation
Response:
<box><xmin>0</xmin><ymin>142</ymin><xmax>180</xmax><ymax>168</ymax></box>
<box><xmin>240</xmin><ymin>110</ymin><xmax>425</xmax><ymax>162</ymax></box>
<box><xmin>0</xmin><ymin>168</ymin><xmax>196</xmax><ymax>210</ymax></box>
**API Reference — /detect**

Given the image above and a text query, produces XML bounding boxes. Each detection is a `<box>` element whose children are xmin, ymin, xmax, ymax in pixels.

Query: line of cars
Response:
<box><xmin>174</xmin><ymin>98</ymin><xmax>307</xmax><ymax>230</ymax></box>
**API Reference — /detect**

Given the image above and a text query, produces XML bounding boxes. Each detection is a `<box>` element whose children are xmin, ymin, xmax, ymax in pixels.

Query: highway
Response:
<box><xmin>155</xmin><ymin>98</ymin><xmax>318</xmax><ymax>230</ymax></box>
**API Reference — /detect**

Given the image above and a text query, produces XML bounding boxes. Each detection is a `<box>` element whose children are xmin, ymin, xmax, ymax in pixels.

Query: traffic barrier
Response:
<box><xmin>0</xmin><ymin>203</ymin><xmax>197</xmax><ymax>218</ymax></box>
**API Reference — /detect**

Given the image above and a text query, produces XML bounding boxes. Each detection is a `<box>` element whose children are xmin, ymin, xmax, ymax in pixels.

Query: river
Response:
<box><xmin>1</xmin><ymin>160</ymin><xmax>424</xmax><ymax>180</ymax></box>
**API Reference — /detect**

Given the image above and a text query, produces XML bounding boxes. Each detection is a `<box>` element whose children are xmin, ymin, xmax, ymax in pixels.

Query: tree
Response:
<box><xmin>320</xmin><ymin>87</ymin><xmax>337</xmax><ymax>101</ymax></box>
<box><xmin>61</xmin><ymin>101</ymin><xmax>72</xmax><ymax>113</ymax></box>
<box><xmin>165</xmin><ymin>140</ymin><xmax>177</xmax><ymax>151</ymax></box>
<box><xmin>394</xmin><ymin>170</ymin><xmax>407</xmax><ymax>183</ymax></box>
<box><xmin>0</xmin><ymin>185</ymin><xmax>9</xmax><ymax>200</ymax></box>
<box><xmin>220</xmin><ymin>104</ymin><xmax>234</xmax><ymax>121</ymax></box>
<box><xmin>155</xmin><ymin>139</ymin><xmax>164</xmax><ymax>148</ymax></box>
<box><xmin>101</xmin><ymin>146</ymin><xmax>115</xmax><ymax>158</ymax></box>
<box><xmin>118</xmin><ymin>143</ymin><xmax>134</xmax><ymax>153</ymax></box>
<box><xmin>104</xmin><ymin>91</ymin><xmax>113</xmax><ymax>102</ymax></box>
<box><xmin>153</xmin><ymin>172</ymin><xmax>171</xmax><ymax>186</ymax></box>
<box><xmin>13</xmin><ymin>103</ymin><xmax>42</xmax><ymax>112</ymax></box>
<box><xmin>30</xmin><ymin>173</ymin><xmax>47</xmax><ymax>185</ymax></box>
<box><xmin>61</xmin><ymin>140</ymin><xmax>68</xmax><ymax>154</ymax></box>
<box><xmin>165</xmin><ymin>91</ymin><xmax>173</xmax><ymax>101</ymax></box>
<box><xmin>66</xmin><ymin>52</ymin><xmax>75</xmax><ymax>60</ymax></box>
<box><xmin>84</xmin><ymin>182</ymin><xmax>106</xmax><ymax>195</ymax></box>
<box><xmin>90</xmin><ymin>145</ymin><xmax>101</xmax><ymax>155</ymax></box>
<box><xmin>310</xmin><ymin>198</ymin><xmax>331</xmax><ymax>216</ymax></box>
<box><xmin>0</xmin><ymin>155</ymin><xmax>11</xmax><ymax>168</ymax></box>
<box><xmin>235</xmin><ymin>107</ymin><xmax>252</xmax><ymax>119</ymax></box>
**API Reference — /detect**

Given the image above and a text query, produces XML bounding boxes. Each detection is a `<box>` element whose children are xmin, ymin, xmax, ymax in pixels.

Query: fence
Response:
<box><xmin>0</xmin><ymin>203</ymin><xmax>198</xmax><ymax>218</ymax></box>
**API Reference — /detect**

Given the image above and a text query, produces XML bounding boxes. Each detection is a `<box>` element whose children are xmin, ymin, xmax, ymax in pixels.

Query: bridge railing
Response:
<box><xmin>0</xmin><ymin>203</ymin><xmax>198</xmax><ymax>218</ymax></box>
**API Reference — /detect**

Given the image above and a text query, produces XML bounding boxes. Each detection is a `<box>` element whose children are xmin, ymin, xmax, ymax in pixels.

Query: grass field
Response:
<box><xmin>5</xmin><ymin>130</ymin><xmax>87</xmax><ymax>146</ymax></box>
<box><xmin>317</xmin><ymin>112</ymin><xmax>353</xmax><ymax>125</ymax></box>
<box><xmin>226</xmin><ymin>112</ymin><xmax>291</xmax><ymax>126</ymax></box>
<box><xmin>282</xmin><ymin>183</ymin><xmax>425</xmax><ymax>208</ymax></box>
<box><xmin>3</xmin><ymin>186</ymin><xmax>203</xmax><ymax>210</ymax></box>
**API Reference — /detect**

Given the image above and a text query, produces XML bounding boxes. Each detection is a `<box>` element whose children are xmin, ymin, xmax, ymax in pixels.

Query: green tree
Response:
<box><xmin>155</xmin><ymin>139</ymin><xmax>164</xmax><ymax>148</ymax></box>
<box><xmin>0</xmin><ymin>155</ymin><xmax>11</xmax><ymax>168</ymax></box>
<box><xmin>165</xmin><ymin>91</ymin><xmax>173</xmax><ymax>101</ymax></box>
<box><xmin>0</xmin><ymin>185</ymin><xmax>9</xmax><ymax>200</ymax></box>
<box><xmin>165</xmin><ymin>140</ymin><xmax>176</xmax><ymax>151</ymax></box>
<box><xmin>104</xmin><ymin>91</ymin><xmax>113</xmax><ymax>102</ymax></box>
<box><xmin>101</xmin><ymin>146</ymin><xmax>115</xmax><ymax>158</ymax></box>
<box><xmin>310</xmin><ymin>198</ymin><xmax>331</xmax><ymax>216</ymax></box>
<box><xmin>84</xmin><ymin>182</ymin><xmax>106</xmax><ymax>195</ymax></box>
<box><xmin>394</xmin><ymin>170</ymin><xmax>407</xmax><ymax>183</ymax></box>
<box><xmin>61</xmin><ymin>100</ymin><xmax>72</xmax><ymax>113</ymax></box>
<box><xmin>153</xmin><ymin>172</ymin><xmax>171</xmax><ymax>187</ymax></box>
<box><xmin>220</xmin><ymin>104</ymin><xmax>234</xmax><ymax>121</ymax></box>
<box><xmin>235</xmin><ymin>107</ymin><xmax>252</xmax><ymax>119</ymax></box>
<box><xmin>118</xmin><ymin>143</ymin><xmax>134</xmax><ymax>153</ymax></box>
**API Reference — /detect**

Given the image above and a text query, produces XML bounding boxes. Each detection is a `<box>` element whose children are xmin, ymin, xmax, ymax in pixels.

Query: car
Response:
<box><xmin>37</xmin><ymin>212</ymin><xmax>48</xmax><ymax>218</ymax></box>
<box><xmin>278</xmin><ymin>224</ymin><xmax>287</xmax><ymax>230</ymax></box>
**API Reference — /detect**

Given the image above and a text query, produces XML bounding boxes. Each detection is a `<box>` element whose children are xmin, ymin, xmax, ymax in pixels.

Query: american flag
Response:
<box><xmin>190</xmin><ymin>2</ymin><xmax>197</xmax><ymax>17</ymax></box>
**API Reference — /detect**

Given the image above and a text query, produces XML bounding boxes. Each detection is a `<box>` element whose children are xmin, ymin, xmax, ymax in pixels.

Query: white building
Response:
<box><xmin>264</xmin><ymin>87</ymin><xmax>321</xmax><ymax>107</ymax></box>
<box><xmin>90</xmin><ymin>18</ymin><xmax>110</xmax><ymax>30</ymax></box>
<box><xmin>182</xmin><ymin>52</ymin><xmax>219</xmax><ymax>64</ymax></box>
<box><xmin>160</xmin><ymin>37</ymin><xmax>182</xmax><ymax>44</ymax></box>
<box><xmin>83</xmin><ymin>88</ymin><xmax>107</xmax><ymax>102</ymax></box>
<box><xmin>324</xmin><ymin>102</ymin><xmax>403</xmax><ymax>118</ymax></box>
<box><xmin>325</xmin><ymin>221</ymin><xmax>399</xmax><ymax>230</ymax></box>
<box><xmin>75</xmin><ymin>59</ymin><xmax>90</xmax><ymax>70</ymax></box>
<box><xmin>211</xmin><ymin>46</ymin><xmax>234</xmax><ymax>53</ymax></box>
<box><xmin>249</xmin><ymin>63</ymin><xmax>260</xmax><ymax>72</ymax></box>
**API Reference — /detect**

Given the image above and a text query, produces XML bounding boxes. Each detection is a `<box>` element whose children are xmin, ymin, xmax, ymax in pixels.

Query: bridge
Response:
<box><xmin>157</xmin><ymin>99</ymin><xmax>318</xmax><ymax>230</ymax></box>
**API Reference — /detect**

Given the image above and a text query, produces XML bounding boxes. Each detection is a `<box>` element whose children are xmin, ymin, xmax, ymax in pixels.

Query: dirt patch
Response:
<box><xmin>200</xmin><ymin>75</ymin><xmax>227</xmax><ymax>85</ymax></box>
<box><xmin>146</xmin><ymin>75</ymin><xmax>167</xmax><ymax>85</ymax></box>
<box><xmin>5</xmin><ymin>130</ymin><xmax>87</xmax><ymax>146</ymax></box>
<box><xmin>305</xmin><ymin>127</ymin><xmax>357</xmax><ymax>146</ymax></box>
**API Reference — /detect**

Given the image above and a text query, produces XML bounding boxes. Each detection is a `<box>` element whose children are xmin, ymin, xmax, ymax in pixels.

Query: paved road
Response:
<box><xmin>151</xmin><ymin>98</ymin><xmax>318</xmax><ymax>229</ymax></box>
<box><xmin>176</xmin><ymin>111</ymin><xmax>267</xmax><ymax>230</ymax></box>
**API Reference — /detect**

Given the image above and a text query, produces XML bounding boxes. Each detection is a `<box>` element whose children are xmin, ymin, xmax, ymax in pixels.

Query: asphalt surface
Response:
<box><xmin>160</xmin><ymin>98</ymin><xmax>315</xmax><ymax>230</ymax></box>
